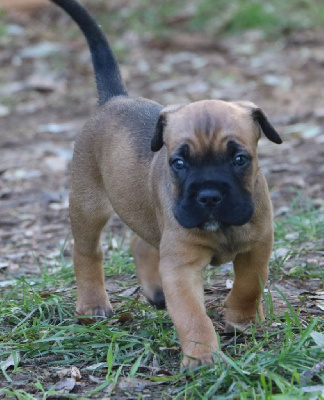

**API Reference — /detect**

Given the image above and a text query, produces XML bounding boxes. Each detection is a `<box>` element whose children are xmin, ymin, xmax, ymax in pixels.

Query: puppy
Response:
<box><xmin>50</xmin><ymin>0</ymin><xmax>282</xmax><ymax>368</ymax></box>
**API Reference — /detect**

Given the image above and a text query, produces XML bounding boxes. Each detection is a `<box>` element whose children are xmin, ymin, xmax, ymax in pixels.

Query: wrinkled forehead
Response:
<box><xmin>165</xmin><ymin>101</ymin><xmax>258</xmax><ymax>154</ymax></box>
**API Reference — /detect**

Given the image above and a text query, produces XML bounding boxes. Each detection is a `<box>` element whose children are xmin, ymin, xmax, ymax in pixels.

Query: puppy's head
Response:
<box><xmin>151</xmin><ymin>100</ymin><xmax>281</xmax><ymax>231</ymax></box>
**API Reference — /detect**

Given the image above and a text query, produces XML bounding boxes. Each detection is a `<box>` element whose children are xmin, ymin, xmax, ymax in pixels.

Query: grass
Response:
<box><xmin>35</xmin><ymin>0</ymin><xmax>324</xmax><ymax>54</ymax></box>
<box><xmin>86</xmin><ymin>0</ymin><xmax>324</xmax><ymax>40</ymax></box>
<box><xmin>271</xmin><ymin>196</ymin><xmax>324</xmax><ymax>282</ymax></box>
<box><xmin>0</xmin><ymin>199</ymin><xmax>323</xmax><ymax>399</ymax></box>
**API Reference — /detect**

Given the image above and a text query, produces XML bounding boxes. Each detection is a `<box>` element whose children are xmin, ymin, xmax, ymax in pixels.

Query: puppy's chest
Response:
<box><xmin>209</xmin><ymin>231</ymin><xmax>251</xmax><ymax>266</ymax></box>
<box><xmin>210</xmin><ymin>252</ymin><xmax>236</xmax><ymax>267</ymax></box>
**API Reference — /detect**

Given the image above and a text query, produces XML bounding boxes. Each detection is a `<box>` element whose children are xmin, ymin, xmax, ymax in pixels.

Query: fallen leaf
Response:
<box><xmin>26</xmin><ymin>75</ymin><xmax>60</xmax><ymax>92</ymax></box>
<box><xmin>54</xmin><ymin>377</ymin><xmax>76</xmax><ymax>393</ymax></box>
<box><xmin>274</xmin><ymin>206</ymin><xmax>290</xmax><ymax>217</ymax></box>
<box><xmin>104</xmin><ymin>381</ymin><xmax>117</xmax><ymax>394</ymax></box>
<box><xmin>284</xmin><ymin>232</ymin><xmax>299</xmax><ymax>241</ymax></box>
<box><xmin>0</xmin><ymin>280</ymin><xmax>16</xmax><ymax>288</ymax></box>
<box><xmin>71</xmin><ymin>366</ymin><xmax>81</xmax><ymax>381</ymax></box>
<box><xmin>301</xmin><ymin>361</ymin><xmax>324</xmax><ymax>384</ymax></box>
<box><xmin>117</xmin><ymin>377</ymin><xmax>156</xmax><ymax>392</ymax></box>
<box><xmin>56</xmin><ymin>367</ymin><xmax>70</xmax><ymax>379</ymax></box>
<box><xmin>89</xmin><ymin>375</ymin><xmax>103</xmax><ymax>384</ymax></box>
<box><xmin>262</xmin><ymin>74</ymin><xmax>292</xmax><ymax>89</ymax></box>
<box><xmin>271</xmin><ymin>248</ymin><xmax>291</xmax><ymax>259</ymax></box>
<box><xmin>309</xmin><ymin>291</ymin><xmax>324</xmax><ymax>301</ymax></box>
<box><xmin>119</xmin><ymin>286</ymin><xmax>139</xmax><ymax>297</ymax></box>
<box><xmin>43</xmin><ymin>156</ymin><xmax>67</xmax><ymax>173</ymax></box>
<box><xmin>0</xmin><ymin>82</ymin><xmax>27</xmax><ymax>96</ymax></box>
<box><xmin>85</xmin><ymin>362</ymin><xmax>107</xmax><ymax>371</ymax></box>
<box><xmin>226</xmin><ymin>279</ymin><xmax>233</xmax><ymax>289</ymax></box>
<box><xmin>3</xmin><ymin>169</ymin><xmax>42</xmax><ymax>181</ymax></box>
<box><xmin>118</xmin><ymin>312</ymin><xmax>133</xmax><ymax>324</ymax></box>
<box><xmin>0</xmin><ymin>352</ymin><xmax>20</xmax><ymax>372</ymax></box>
<box><xmin>7</xmin><ymin>24</ymin><xmax>25</xmax><ymax>36</ymax></box>
<box><xmin>282</xmin><ymin>123</ymin><xmax>322</xmax><ymax>139</ymax></box>
<box><xmin>19</xmin><ymin>42</ymin><xmax>66</xmax><ymax>59</ymax></box>
<box><xmin>301</xmin><ymin>385</ymin><xmax>324</xmax><ymax>396</ymax></box>
<box><xmin>0</xmin><ymin>105</ymin><xmax>10</xmax><ymax>117</ymax></box>
<box><xmin>37</xmin><ymin>121</ymin><xmax>81</xmax><ymax>134</ymax></box>
<box><xmin>283</xmin><ymin>177</ymin><xmax>306</xmax><ymax>188</ymax></box>
<box><xmin>310</xmin><ymin>331</ymin><xmax>324</xmax><ymax>350</ymax></box>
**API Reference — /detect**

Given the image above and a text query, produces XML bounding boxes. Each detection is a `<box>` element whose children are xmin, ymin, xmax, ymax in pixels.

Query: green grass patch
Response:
<box><xmin>0</xmin><ymin>267</ymin><xmax>323</xmax><ymax>398</ymax></box>
<box><xmin>89</xmin><ymin>0</ymin><xmax>324</xmax><ymax>39</ymax></box>
<box><xmin>1</xmin><ymin>199</ymin><xmax>323</xmax><ymax>398</ymax></box>
<box><xmin>271</xmin><ymin>196</ymin><xmax>324</xmax><ymax>281</ymax></box>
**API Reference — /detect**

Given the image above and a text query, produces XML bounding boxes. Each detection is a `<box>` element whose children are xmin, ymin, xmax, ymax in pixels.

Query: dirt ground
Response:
<box><xmin>0</xmin><ymin>0</ymin><xmax>323</xmax><ymax>343</ymax></box>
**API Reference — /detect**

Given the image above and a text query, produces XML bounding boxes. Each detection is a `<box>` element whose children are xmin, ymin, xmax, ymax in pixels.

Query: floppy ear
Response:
<box><xmin>235</xmin><ymin>101</ymin><xmax>282</xmax><ymax>144</ymax></box>
<box><xmin>151</xmin><ymin>104</ymin><xmax>186</xmax><ymax>152</ymax></box>
<box><xmin>151</xmin><ymin>113</ymin><xmax>166</xmax><ymax>152</ymax></box>
<box><xmin>252</xmin><ymin>108</ymin><xmax>282</xmax><ymax>144</ymax></box>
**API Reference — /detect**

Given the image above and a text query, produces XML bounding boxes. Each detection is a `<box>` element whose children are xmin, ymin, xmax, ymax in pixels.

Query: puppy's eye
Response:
<box><xmin>172</xmin><ymin>158</ymin><xmax>185</xmax><ymax>170</ymax></box>
<box><xmin>233</xmin><ymin>154</ymin><xmax>249</xmax><ymax>166</ymax></box>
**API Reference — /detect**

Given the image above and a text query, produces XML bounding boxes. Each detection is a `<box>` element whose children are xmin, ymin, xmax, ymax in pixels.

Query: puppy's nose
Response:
<box><xmin>197</xmin><ymin>189</ymin><xmax>223</xmax><ymax>208</ymax></box>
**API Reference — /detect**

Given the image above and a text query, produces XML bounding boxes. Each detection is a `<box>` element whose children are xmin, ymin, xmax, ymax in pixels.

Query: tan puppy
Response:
<box><xmin>50</xmin><ymin>0</ymin><xmax>282</xmax><ymax>369</ymax></box>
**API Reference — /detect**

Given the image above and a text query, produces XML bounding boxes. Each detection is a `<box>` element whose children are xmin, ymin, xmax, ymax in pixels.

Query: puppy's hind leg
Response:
<box><xmin>70</xmin><ymin>182</ymin><xmax>113</xmax><ymax>321</ymax></box>
<box><xmin>130</xmin><ymin>235</ymin><xmax>165</xmax><ymax>309</ymax></box>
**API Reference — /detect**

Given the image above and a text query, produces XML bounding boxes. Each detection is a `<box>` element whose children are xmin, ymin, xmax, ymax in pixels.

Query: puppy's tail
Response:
<box><xmin>50</xmin><ymin>0</ymin><xmax>127</xmax><ymax>105</ymax></box>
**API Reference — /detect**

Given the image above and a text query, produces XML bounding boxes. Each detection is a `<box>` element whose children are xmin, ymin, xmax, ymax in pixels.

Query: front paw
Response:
<box><xmin>225</xmin><ymin>320</ymin><xmax>252</xmax><ymax>334</ymax></box>
<box><xmin>225</xmin><ymin>305</ymin><xmax>263</xmax><ymax>334</ymax></box>
<box><xmin>181</xmin><ymin>342</ymin><xmax>217</xmax><ymax>370</ymax></box>
<box><xmin>76</xmin><ymin>294</ymin><xmax>113</xmax><ymax>323</ymax></box>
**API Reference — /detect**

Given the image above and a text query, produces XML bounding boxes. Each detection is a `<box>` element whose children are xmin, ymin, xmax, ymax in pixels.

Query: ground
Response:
<box><xmin>0</xmin><ymin>1</ymin><xmax>323</xmax><ymax>399</ymax></box>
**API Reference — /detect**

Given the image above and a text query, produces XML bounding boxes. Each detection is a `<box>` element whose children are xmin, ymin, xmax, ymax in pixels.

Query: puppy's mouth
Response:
<box><xmin>199</xmin><ymin>219</ymin><xmax>220</xmax><ymax>232</ymax></box>
<box><xmin>173</xmin><ymin>187</ymin><xmax>254</xmax><ymax>230</ymax></box>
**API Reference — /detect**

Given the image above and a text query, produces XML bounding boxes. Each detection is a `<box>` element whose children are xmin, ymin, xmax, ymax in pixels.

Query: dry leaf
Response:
<box><xmin>118</xmin><ymin>312</ymin><xmax>133</xmax><ymax>324</ymax></box>
<box><xmin>85</xmin><ymin>362</ymin><xmax>107</xmax><ymax>371</ymax></box>
<box><xmin>226</xmin><ymin>279</ymin><xmax>233</xmax><ymax>289</ymax></box>
<box><xmin>89</xmin><ymin>375</ymin><xmax>103</xmax><ymax>384</ymax></box>
<box><xmin>0</xmin><ymin>353</ymin><xmax>20</xmax><ymax>372</ymax></box>
<box><xmin>54</xmin><ymin>377</ymin><xmax>76</xmax><ymax>393</ymax></box>
<box><xmin>117</xmin><ymin>377</ymin><xmax>156</xmax><ymax>392</ymax></box>
<box><xmin>301</xmin><ymin>385</ymin><xmax>324</xmax><ymax>396</ymax></box>
<box><xmin>71</xmin><ymin>366</ymin><xmax>81</xmax><ymax>381</ymax></box>
<box><xmin>119</xmin><ymin>286</ymin><xmax>139</xmax><ymax>297</ymax></box>
<box><xmin>56</xmin><ymin>367</ymin><xmax>70</xmax><ymax>378</ymax></box>
<box><xmin>310</xmin><ymin>332</ymin><xmax>324</xmax><ymax>350</ymax></box>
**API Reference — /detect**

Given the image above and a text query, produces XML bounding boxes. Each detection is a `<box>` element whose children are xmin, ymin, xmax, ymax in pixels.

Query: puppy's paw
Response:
<box><xmin>181</xmin><ymin>342</ymin><xmax>217</xmax><ymax>371</ymax></box>
<box><xmin>225</xmin><ymin>305</ymin><xmax>260</xmax><ymax>334</ymax></box>
<box><xmin>225</xmin><ymin>320</ymin><xmax>252</xmax><ymax>334</ymax></box>
<box><xmin>76</xmin><ymin>295</ymin><xmax>113</xmax><ymax>324</ymax></box>
<box><xmin>181</xmin><ymin>352</ymin><xmax>215</xmax><ymax>371</ymax></box>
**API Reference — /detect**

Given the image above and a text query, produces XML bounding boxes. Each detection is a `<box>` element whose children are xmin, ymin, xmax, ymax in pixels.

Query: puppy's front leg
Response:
<box><xmin>225</xmin><ymin>234</ymin><xmax>273</xmax><ymax>332</ymax></box>
<box><xmin>159</xmin><ymin>236</ymin><xmax>217</xmax><ymax>369</ymax></box>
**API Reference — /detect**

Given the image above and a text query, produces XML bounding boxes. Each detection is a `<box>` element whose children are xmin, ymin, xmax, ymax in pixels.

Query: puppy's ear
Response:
<box><xmin>235</xmin><ymin>101</ymin><xmax>282</xmax><ymax>144</ymax></box>
<box><xmin>151</xmin><ymin>113</ymin><xmax>166</xmax><ymax>152</ymax></box>
<box><xmin>151</xmin><ymin>104</ymin><xmax>186</xmax><ymax>152</ymax></box>
<box><xmin>252</xmin><ymin>108</ymin><xmax>282</xmax><ymax>144</ymax></box>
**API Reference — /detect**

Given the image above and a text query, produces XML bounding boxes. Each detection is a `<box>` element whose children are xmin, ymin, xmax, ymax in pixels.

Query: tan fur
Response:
<box><xmin>130</xmin><ymin>234</ymin><xmax>162</xmax><ymax>303</ymax></box>
<box><xmin>70</xmin><ymin>98</ymin><xmax>275</xmax><ymax>368</ymax></box>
